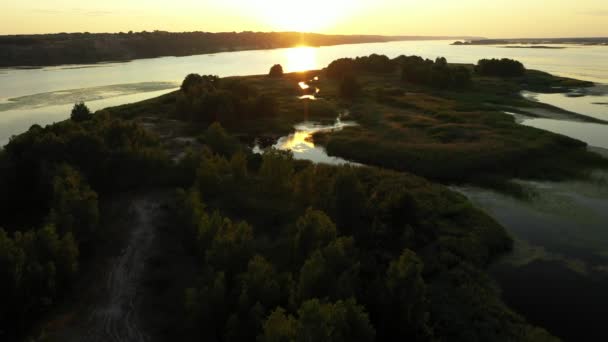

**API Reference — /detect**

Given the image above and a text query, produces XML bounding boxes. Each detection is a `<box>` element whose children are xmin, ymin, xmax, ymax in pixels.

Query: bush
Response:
<box><xmin>70</xmin><ymin>102</ymin><xmax>92</xmax><ymax>122</ymax></box>
<box><xmin>180</xmin><ymin>74</ymin><xmax>220</xmax><ymax>96</ymax></box>
<box><xmin>400</xmin><ymin>56</ymin><xmax>472</xmax><ymax>89</ymax></box>
<box><xmin>475</xmin><ymin>58</ymin><xmax>525</xmax><ymax>77</ymax></box>
<box><xmin>326</xmin><ymin>58</ymin><xmax>356</xmax><ymax>79</ymax></box>
<box><xmin>269</xmin><ymin>64</ymin><xmax>284</xmax><ymax>78</ymax></box>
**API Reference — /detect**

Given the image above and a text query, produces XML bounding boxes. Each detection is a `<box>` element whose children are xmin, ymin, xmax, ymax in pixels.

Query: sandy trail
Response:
<box><xmin>82</xmin><ymin>198</ymin><xmax>159</xmax><ymax>342</ymax></box>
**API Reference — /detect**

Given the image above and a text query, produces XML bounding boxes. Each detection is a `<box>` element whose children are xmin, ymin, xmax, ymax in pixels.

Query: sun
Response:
<box><xmin>285</xmin><ymin>47</ymin><xmax>318</xmax><ymax>72</ymax></box>
<box><xmin>255</xmin><ymin>0</ymin><xmax>354</xmax><ymax>32</ymax></box>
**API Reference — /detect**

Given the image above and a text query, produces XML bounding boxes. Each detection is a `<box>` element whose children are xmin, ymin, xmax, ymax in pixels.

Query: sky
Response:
<box><xmin>1</xmin><ymin>0</ymin><xmax>608</xmax><ymax>38</ymax></box>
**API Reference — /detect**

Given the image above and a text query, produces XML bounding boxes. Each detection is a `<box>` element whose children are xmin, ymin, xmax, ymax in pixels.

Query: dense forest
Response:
<box><xmin>2</xmin><ymin>53</ymin><xmax>605</xmax><ymax>341</ymax></box>
<box><xmin>0</xmin><ymin>31</ymin><xmax>469</xmax><ymax>67</ymax></box>
<box><xmin>0</xmin><ymin>110</ymin><xmax>556</xmax><ymax>341</ymax></box>
<box><xmin>0</xmin><ymin>108</ymin><xmax>174</xmax><ymax>339</ymax></box>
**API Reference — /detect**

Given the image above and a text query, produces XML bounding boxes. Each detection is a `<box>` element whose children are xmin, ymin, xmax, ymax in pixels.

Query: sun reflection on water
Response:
<box><xmin>285</xmin><ymin>47</ymin><xmax>318</xmax><ymax>72</ymax></box>
<box><xmin>278</xmin><ymin>130</ymin><xmax>315</xmax><ymax>152</ymax></box>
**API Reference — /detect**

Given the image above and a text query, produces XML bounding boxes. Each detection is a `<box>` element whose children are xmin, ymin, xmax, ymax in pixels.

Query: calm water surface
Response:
<box><xmin>271</xmin><ymin>117</ymin><xmax>358</xmax><ymax>165</ymax></box>
<box><xmin>457</xmin><ymin>177</ymin><xmax>608</xmax><ymax>341</ymax></box>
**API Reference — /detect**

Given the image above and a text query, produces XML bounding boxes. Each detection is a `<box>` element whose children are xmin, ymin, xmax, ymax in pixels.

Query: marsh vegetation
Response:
<box><xmin>2</xmin><ymin>53</ymin><xmax>605</xmax><ymax>341</ymax></box>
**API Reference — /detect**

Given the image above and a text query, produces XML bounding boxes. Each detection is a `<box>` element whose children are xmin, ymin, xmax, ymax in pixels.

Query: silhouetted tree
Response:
<box><xmin>269</xmin><ymin>64</ymin><xmax>284</xmax><ymax>78</ymax></box>
<box><xmin>475</xmin><ymin>58</ymin><xmax>525</xmax><ymax>77</ymax></box>
<box><xmin>70</xmin><ymin>102</ymin><xmax>92</xmax><ymax>122</ymax></box>
<box><xmin>326</xmin><ymin>58</ymin><xmax>356</xmax><ymax>79</ymax></box>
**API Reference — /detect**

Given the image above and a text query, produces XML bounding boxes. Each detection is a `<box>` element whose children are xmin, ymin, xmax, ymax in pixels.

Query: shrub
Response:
<box><xmin>70</xmin><ymin>102</ymin><xmax>92</xmax><ymax>122</ymax></box>
<box><xmin>475</xmin><ymin>58</ymin><xmax>525</xmax><ymax>77</ymax></box>
<box><xmin>269</xmin><ymin>64</ymin><xmax>284</xmax><ymax>78</ymax></box>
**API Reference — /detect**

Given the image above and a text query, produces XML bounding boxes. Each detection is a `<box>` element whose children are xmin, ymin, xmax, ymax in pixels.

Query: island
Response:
<box><xmin>2</xmin><ymin>54</ymin><xmax>605</xmax><ymax>341</ymax></box>
<box><xmin>453</xmin><ymin>37</ymin><xmax>608</xmax><ymax>46</ymax></box>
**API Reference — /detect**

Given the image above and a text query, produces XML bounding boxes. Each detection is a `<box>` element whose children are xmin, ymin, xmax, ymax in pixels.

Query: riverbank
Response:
<box><xmin>453</xmin><ymin>37</ymin><xmax>608</xmax><ymax>46</ymax></box>
<box><xmin>0</xmin><ymin>32</ymin><xmax>477</xmax><ymax>68</ymax></box>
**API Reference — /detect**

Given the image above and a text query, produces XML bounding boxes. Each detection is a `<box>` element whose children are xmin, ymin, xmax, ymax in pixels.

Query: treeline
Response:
<box><xmin>398</xmin><ymin>56</ymin><xmax>472</xmax><ymax>88</ymax></box>
<box><xmin>475</xmin><ymin>58</ymin><xmax>526</xmax><ymax>77</ymax></box>
<box><xmin>455</xmin><ymin>37</ymin><xmax>608</xmax><ymax>45</ymax></box>
<box><xmin>176</xmin><ymin>74</ymin><xmax>278</xmax><ymax>124</ymax></box>
<box><xmin>0</xmin><ymin>31</ymin><xmax>407</xmax><ymax>67</ymax></box>
<box><xmin>0</xmin><ymin>106</ymin><xmax>174</xmax><ymax>339</ymax></box>
<box><xmin>164</xmin><ymin>129</ymin><xmax>557</xmax><ymax>341</ymax></box>
<box><xmin>326</xmin><ymin>54</ymin><xmax>472</xmax><ymax>90</ymax></box>
<box><xmin>325</xmin><ymin>54</ymin><xmax>531</xmax><ymax>94</ymax></box>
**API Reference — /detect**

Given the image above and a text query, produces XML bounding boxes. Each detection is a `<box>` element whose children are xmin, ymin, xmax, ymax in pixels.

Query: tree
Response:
<box><xmin>49</xmin><ymin>164</ymin><xmax>99</xmax><ymax>241</ymax></box>
<box><xmin>326</xmin><ymin>58</ymin><xmax>356</xmax><ymax>79</ymax></box>
<box><xmin>269</xmin><ymin>64</ymin><xmax>284</xmax><ymax>78</ymax></box>
<box><xmin>475</xmin><ymin>58</ymin><xmax>525</xmax><ymax>77</ymax></box>
<box><xmin>385</xmin><ymin>249</ymin><xmax>430</xmax><ymax>339</ymax></box>
<box><xmin>230</xmin><ymin>151</ymin><xmax>249</xmax><ymax>181</ymax></box>
<box><xmin>205</xmin><ymin>219</ymin><xmax>254</xmax><ymax>277</ymax></box>
<box><xmin>259</xmin><ymin>149</ymin><xmax>294</xmax><ymax>194</ymax></box>
<box><xmin>452</xmin><ymin>66</ymin><xmax>473</xmax><ymax>88</ymax></box>
<box><xmin>435</xmin><ymin>57</ymin><xmax>448</xmax><ymax>67</ymax></box>
<box><xmin>70</xmin><ymin>102</ymin><xmax>92</xmax><ymax>122</ymax></box>
<box><xmin>195</xmin><ymin>151</ymin><xmax>230</xmax><ymax>198</ymax></box>
<box><xmin>254</xmin><ymin>94</ymin><xmax>278</xmax><ymax>118</ymax></box>
<box><xmin>339</xmin><ymin>75</ymin><xmax>361</xmax><ymax>99</ymax></box>
<box><xmin>260</xmin><ymin>299</ymin><xmax>375</xmax><ymax>342</ymax></box>
<box><xmin>295</xmin><ymin>298</ymin><xmax>375</xmax><ymax>342</ymax></box>
<box><xmin>203</xmin><ymin>122</ymin><xmax>240</xmax><ymax>157</ymax></box>
<box><xmin>181</xmin><ymin>74</ymin><xmax>220</xmax><ymax>96</ymax></box>
<box><xmin>297</xmin><ymin>237</ymin><xmax>359</xmax><ymax>302</ymax></box>
<box><xmin>240</xmin><ymin>255</ymin><xmax>282</xmax><ymax>308</ymax></box>
<box><xmin>259</xmin><ymin>307</ymin><xmax>297</xmax><ymax>342</ymax></box>
<box><xmin>184</xmin><ymin>271</ymin><xmax>227</xmax><ymax>339</ymax></box>
<box><xmin>292</xmin><ymin>209</ymin><xmax>337</xmax><ymax>262</ymax></box>
<box><xmin>182</xmin><ymin>73</ymin><xmax>204</xmax><ymax>93</ymax></box>
<box><xmin>332</xmin><ymin>168</ymin><xmax>367</xmax><ymax>233</ymax></box>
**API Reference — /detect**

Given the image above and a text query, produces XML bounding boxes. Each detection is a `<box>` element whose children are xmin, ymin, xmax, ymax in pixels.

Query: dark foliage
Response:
<box><xmin>269</xmin><ymin>64</ymin><xmax>284</xmax><ymax>78</ymax></box>
<box><xmin>326</xmin><ymin>54</ymin><xmax>395</xmax><ymax>80</ymax></box>
<box><xmin>399</xmin><ymin>56</ymin><xmax>472</xmax><ymax>89</ymax></box>
<box><xmin>475</xmin><ymin>58</ymin><xmax>526</xmax><ymax>77</ymax></box>
<box><xmin>70</xmin><ymin>102</ymin><xmax>92</xmax><ymax>122</ymax></box>
<box><xmin>164</xmin><ymin>135</ymin><xmax>557</xmax><ymax>341</ymax></box>
<box><xmin>176</xmin><ymin>74</ymin><xmax>278</xmax><ymax>124</ymax></box>
<box><xmin>0</xmin><ymin>54</ymin><xmax>574</xmax><ymax>341</ymax></box>
<box><xmin>0</xmin><ymin>111</ymin><xmax>174</xmax><ymax>339</ymax></box>
<box><xmin>339</xmin><ymin>75</ymin><xmax>361</xmax><ymax>99</ymax></box>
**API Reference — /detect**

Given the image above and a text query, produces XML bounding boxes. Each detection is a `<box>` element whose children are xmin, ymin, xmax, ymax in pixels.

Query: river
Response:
<box><xmin>2</xmin><ymin>40</ymin><xmax>608</xmax><ymax>146</ymax></box>
<box><xmin>2</xmin><ymin>39</ymin><xmax>608</xmax><ymax>340</ymax></box>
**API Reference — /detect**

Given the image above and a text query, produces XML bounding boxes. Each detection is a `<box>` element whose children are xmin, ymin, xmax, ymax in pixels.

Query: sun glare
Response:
<box><xmin>255</xmin><ymin>0</ymin><xmax>354</xmax><ymax>32</ymax></box>
<box><xmin>285</xmin><ymin>47</ymin><xmax>318</xmax><ymax>72</ymax></box>
<box><xmin>277</xmin><ymin>131</ymin><xmax>316</xmax><ymax>153</ymax></box>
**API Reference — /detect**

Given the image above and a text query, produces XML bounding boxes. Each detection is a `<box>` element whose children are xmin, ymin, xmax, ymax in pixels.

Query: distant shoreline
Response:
<box><xmin>502</xmin><ymin>45</ymin><xmax>566</xmax><ymax>49</ymax></box>
<box><xmin>0</xmin><ymin>31</ymin><xmax>481</xmax><ymax>69</ymax></box>
<box><xmin>453</xmin><ymin>37</ymin><xmax>608</xmax><ymax>46</ymax></box>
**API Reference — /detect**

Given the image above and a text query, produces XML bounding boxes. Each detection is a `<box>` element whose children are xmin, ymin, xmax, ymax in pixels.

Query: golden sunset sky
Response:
<box><xmin>2</xmin><ymin>0</ymin><xmax>608</xmax><ymax>37</ymax></box>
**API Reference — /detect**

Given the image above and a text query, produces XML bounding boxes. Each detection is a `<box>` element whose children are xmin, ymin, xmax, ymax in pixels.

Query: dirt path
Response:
<box><xmin>81</xmin><ymin>198</ymin><xmax>159</xmax><ymax>342</ymax></box>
